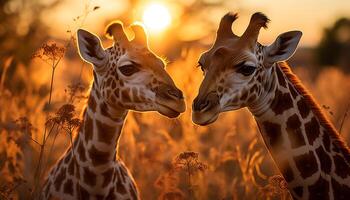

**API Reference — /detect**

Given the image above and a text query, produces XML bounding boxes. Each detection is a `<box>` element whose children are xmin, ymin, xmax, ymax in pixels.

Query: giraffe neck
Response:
<box><xmin>249</xmin><ymin>62</ymin><xmax>350</xmax><ymax>199</ymax></box>
<box><xmin>74</xmin><ymin>81</ymin><xmax>127</xmax><ymax>168</ymax></box>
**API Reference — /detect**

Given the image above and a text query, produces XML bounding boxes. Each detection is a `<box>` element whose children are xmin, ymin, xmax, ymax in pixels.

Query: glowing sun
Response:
<box><xmin>142</xmin><ymin>3</ymin><xmax>171</xmax><ymax>33</ymax></box>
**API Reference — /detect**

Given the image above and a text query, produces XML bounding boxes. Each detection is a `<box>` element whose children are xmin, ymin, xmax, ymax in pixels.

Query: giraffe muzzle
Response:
<box><xmin>192</xmin><ymin>92</ymin><xmax>220</xmax><ymax>125</ymax></box>
<box><xmin>156</xmin><ymin>84</ymin><xmax>186</xmax><ymax>118</ymax></box>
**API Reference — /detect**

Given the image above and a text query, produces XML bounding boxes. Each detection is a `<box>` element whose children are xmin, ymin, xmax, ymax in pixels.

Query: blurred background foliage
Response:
<box><xmin>315</xmin><ymin>17</ymin><xmax>350</xmax><ymax>72</ymax></box>
<box><xmin>0</xmin><ymin>0</ymin><xmax>349</xmax><ymax>199</ymax></box>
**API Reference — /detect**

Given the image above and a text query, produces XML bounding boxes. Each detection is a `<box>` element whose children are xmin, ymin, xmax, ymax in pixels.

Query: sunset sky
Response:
<box><xmin>44</xmin><ymin>0</ymin><xmax>350</xmax><ymax>47</ymax></box>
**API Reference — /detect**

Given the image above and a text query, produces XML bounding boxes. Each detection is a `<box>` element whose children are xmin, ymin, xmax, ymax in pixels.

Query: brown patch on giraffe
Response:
<box><xmin>93</xmin><ymin>72</ymin><xmax>99</xmax><ymax>87</ymax></box>
<box><xmin>96</xmin><ymin>119</ymin><xmax>117</xmax><ymax>144</ymax></box>
<box><xmin>292</xmin><ymin>186</ymin><xmax>303</xmax><ymax>198</ymax></box>
<box><xmin>270</xmin><ymin>90</ymin><xmax>293</xmax><ymax>115</ymax></box>
<box><xmin>68</xmin><ymin>158</ymin><xmax>75</xmax><ymax>176</ymax></box>
<box><xmin>293</xmin><ymin>151</ymin><xmax>318</xmax><ymax>179</ymax></box>
<box><xmin>332</xmin><ymin>177</ymin><xmax>350</xmax><ymax>200</ymax></box>
<box><xmin>88</xmin><ymin>95</ymin><xmax>97</xmax><ymax>112</ymax></box>
<box><xmin>63</xmin><ymin>179</ymin><xmax>74</xmax><ymax>195</ymax></box>
<box><xmin>333</xmin><ymin>154</ymin><xmax>350</xmax><ymax>178</ymax></box>
<box><xmin>280</xmin><ymin>159</ymin><xmax>294</xmax><ymax>182</ymax></box>
<box><xmin>288</xmin><ymin>82</ymin><xmax>298</xmax><ymax>99</ymax></box>
<box><xmin>54</xmin><ymin>167</ymin><xmax>66</xmax><ymax>191</ymax></box>
<box><xmin>84</xmin><ymin>114</ymin><xmax>93</xmax><ymax>143</ymax></box>
<box><xmin>121</xmin><ymin>89</ymin><xmax>131</xmax><ymax>102</ymax></box>
<box><xmin>116</xmin><ymin>179</ymin><xmax>128</xmax><ymax>194</ymax></box>
<box><xmin>102</xmin><ymin>168</ymin><xmax>114</xmax><ymax>187</ymax></box>
<box><xmin>110</xmin><ymin>95</ymin><xmax>116</xmax><ymax>103</ymax></box>
<box><xmin>304</xmin><ymin>117</ymin><xmax>321</xmax><ymax>146</ymax></box>
<box><xmin>297</xmin><ymin>98</ymin><xmax>310</xmax><ymax>119</ymax></box>
<box><xmin>247</xmin><ymin>94</ymin><xmax>257</xmax><ymax>103</ymax></box>
<box><xmin>251</xmin><ymin>84</ymin><xmax>258</xmax><ymax>93</ymax></box>
<box><xmin>275</xmin><ymin>66</ymin><xmax>287</xmax><ymax>88</ymax></box>
<box><xmin>278</xmin><ymin>62</ymin><xmax>350</xmax><ymax>160</ymax></box>
<box><xmin>100</xmin><ymin>102</ymin><xmax>116</xmax><ymax>120</ymax></box>
<box><xmin>261</xmin><ymin>121</ymin><xmax>283</xmax><ymax>152</ymax></box>
<box><xmin>83</xmin><ymin>166</ymin><xmax>97</xmax><ymax>186</ymax></box>
<box><xmin>240</xmin><ymin>91</ymin><xmax>248</xmax><ymax>101</ymax></box>
<box><xmin>106</xmin><ymin>77</ymin><xmax>112</xmax><ymax>87</ymax></box>
<box><xmin>106</xmin><ymin>187</ymin><xmax>116</xmax><ymax>199</ymax></box>
<box><xmin>77</xmin><ymin>140</ymin><xmax>87</xmax><ymax>162</ymax></box>
<box><xmin>114</xmin><ymin>88</ymin><xmax>120</xmax><ymax>98</ymax></box>
<box><xmin>75</xmin><ymin>160</ymin><xmax>81</xmax><ymax>179</ymax></box>
<box><xmin>111</xmin><ymin>79</ymin><xmax>117</xmax><ymax>89</ymax></box>
<box><xmin>323</xmin><ymin>131</ymin><xmax>331</xmax><ymax>152</ymax></box>
<box><xmin>315</xmin><ymin>146</ymin><xmax>332</xmax><ymax>173</ymax></box>
<box><xmin>119</xmin><ymin>80</ymin><xmax>124</xmax><ymax>87</ymax></box>
<box><xmin>88</xmin><ymin>145</ymin><xmax>111</xmax><ymax>166</ymax></box>
<box><xmin>77</xmin><ymin>184</ymin><xmax>90</xmax><ymax>200</ymax></box>
<box><xmin>308</xmin><ymin>176</ymin><xmax>329</xmax><ymax>200</ymax></box>
<box><xmin>286</xmin><ymin>114</ymin><xmax>306</xmax><ymax>148</ymax></box>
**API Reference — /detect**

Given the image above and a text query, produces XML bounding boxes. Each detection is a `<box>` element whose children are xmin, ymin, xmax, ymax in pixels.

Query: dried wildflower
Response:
<box><xmin>173</xmin><ymin>151</ymin><xmax>208</xmax><ymax>173</ymax></box>
<box><xmin>46</xmin><ymin>104</ymin><xmax>81</xmax><ymax>135</ymax></box>
<box><xmin>172</xmin><ymin>151</ymin><xmax>208</xmax><ymax>199</ymax></box>
<box><xmin>32</xmin><ymin>42</ymin><xmax>65</xmax><ymax>66</ymax></box>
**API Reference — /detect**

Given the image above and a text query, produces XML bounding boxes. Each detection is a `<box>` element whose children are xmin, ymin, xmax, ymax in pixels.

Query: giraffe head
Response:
<box><xmin>192</xmin><ymin>12</ymin><xmax>302</xmax><ymax>125</ymax></box>
<box><xmin>77</xmin><ymin>21</ymin><xmax>185</xmax><ymax>118</ymax></box>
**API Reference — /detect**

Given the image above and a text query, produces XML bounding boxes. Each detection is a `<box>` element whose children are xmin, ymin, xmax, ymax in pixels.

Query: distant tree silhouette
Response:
<box><xmin>315</xmin><ymin>17</ymin><xmax>350</xmax><ymax>72</ymax></box>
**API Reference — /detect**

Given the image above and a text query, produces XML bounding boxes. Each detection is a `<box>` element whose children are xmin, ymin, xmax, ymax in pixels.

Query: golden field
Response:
<box><xmin>0</xmin><ymin>0</ymin><xmax>350</xmax><ymax>199</ymax></box>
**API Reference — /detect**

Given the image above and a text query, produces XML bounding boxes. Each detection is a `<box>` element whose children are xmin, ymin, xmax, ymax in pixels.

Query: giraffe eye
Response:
<box><xmin>197</xmin><ymin>62</ymin><xmax>205</xmax><ymax>72</ymax></box>
<box><xmin>119</xmin><ymin>64</ymin><xmax>140</xmax><ymax>76</ymax></box>
<box><xmin>237</xmin><ymin>65</ymin><xmax>256</xmax><ymax>76</ymax></box>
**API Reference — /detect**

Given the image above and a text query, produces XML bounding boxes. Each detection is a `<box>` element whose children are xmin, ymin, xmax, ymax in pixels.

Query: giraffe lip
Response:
<box><xmin>157</xmin><ymin>103</ymin><xmax>182</xmax><ymax>118</ymax></box>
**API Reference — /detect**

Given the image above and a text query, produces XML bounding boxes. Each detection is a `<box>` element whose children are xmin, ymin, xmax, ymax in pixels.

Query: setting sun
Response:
<box><xmin>142</xmin><ymin>3</ymin><xmax>171</xmax><ymax>33</ymax></box>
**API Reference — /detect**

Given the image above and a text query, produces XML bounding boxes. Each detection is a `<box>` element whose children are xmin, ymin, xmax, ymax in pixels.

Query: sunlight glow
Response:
<box><xmin>142</xmin><ymin>3</ymin><xmax>171</xmax><ymax>33</ymax></box>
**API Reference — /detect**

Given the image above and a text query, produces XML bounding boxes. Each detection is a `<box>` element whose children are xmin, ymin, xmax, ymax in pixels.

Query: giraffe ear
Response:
<box><xmin>264</xmin><ymin>31</ymin><xmax>302</xmax><ymax>67</ymax></box>
<box><xmin>77</xmin><ymin>29</ymin><xmax>108</xmax><ymax>69</ymax></box>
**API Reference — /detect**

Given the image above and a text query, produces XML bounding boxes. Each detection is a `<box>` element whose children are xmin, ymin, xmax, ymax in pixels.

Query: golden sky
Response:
<box><xmin>44</xmin><ymin>0</ymin><xmax>350</xmax><ymax>47</ymax></box>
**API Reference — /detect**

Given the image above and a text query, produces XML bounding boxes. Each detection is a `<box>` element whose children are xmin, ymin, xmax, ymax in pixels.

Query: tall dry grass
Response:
<box><xmin>1</xmin><ymin>21</ymin><xmax>350</xmax><ymax>200</ymax></box>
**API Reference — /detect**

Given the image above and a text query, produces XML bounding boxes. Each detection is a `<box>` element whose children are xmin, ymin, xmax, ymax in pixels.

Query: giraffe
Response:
<box><xmin>192</xmin><ymin>12</ymin><xmax>350</xmax><ymax>199</ymax></box>
<box><xmin>41</xmin><ymin>21</ymin><xmax>186</xmax><ymax>200</ymax></box>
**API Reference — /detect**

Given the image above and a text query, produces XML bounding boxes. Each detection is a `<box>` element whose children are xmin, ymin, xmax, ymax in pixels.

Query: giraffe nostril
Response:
<box><xmin>199</xmin><ymin>100</ymin><xmax>209</xmax><ymax>110</ymax></box>
<box><xmin>167</xmin><ymin>88</ymin><xmax>184</xmax><ymax>99</ymax></box>
<box><xmin>193</xmin><ymin>92</ymin><xmax>219</xmax><ymax>112</ymax></box>
<box><xmin>193</xmin><ymin>98</ymin><xmax>210</xmax><ymax>112</ymax></box>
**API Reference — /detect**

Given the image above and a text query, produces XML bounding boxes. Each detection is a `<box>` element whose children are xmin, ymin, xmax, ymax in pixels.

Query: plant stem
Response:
<box><xmin>186</xmin><ymin>161</ymin><xmax>193</xmax><ymax>200</ymax></box>
<box><xmin>48</xmin><ymin>66</ymin><xmax>56</xmax><ymax>106</ymax></box>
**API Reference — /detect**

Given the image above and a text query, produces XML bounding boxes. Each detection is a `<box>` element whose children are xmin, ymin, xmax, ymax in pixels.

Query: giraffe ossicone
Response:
<box><xmin>192</xmin><ymin>12</ymin><xmax>350</xmax><ymax>199</ymax></box>
<box><xmin>42</xmin><ymin>20</ymin><xmax>185</xmax><ymax>200</ymax></box>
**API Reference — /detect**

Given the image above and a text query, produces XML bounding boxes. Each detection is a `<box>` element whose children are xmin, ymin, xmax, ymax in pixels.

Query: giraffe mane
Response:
<box><xmin>278</xmin><ymin>62</ymin><xmax>350</xmax><ymax>161</ymax></box>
